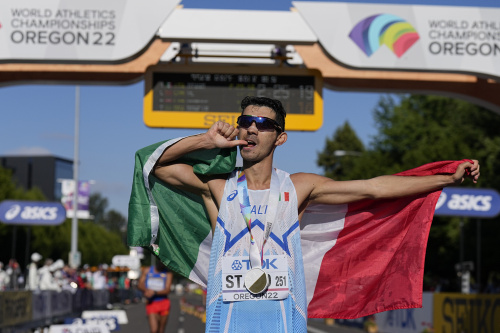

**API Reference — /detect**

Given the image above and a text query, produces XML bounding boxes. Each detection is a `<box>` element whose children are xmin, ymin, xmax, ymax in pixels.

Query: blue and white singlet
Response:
<box><xmin>145</xmin><ymin>266</ymin><xmax>168</xmax><ymax>302</ymax></box>
<box><xmin>205</xmin><ymin>169</ymin><xmax>307</xmax><ymax>333</ymax></box>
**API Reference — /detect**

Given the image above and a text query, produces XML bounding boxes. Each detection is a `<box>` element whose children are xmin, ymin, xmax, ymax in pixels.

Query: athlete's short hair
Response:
<box><xmin>240</xmin><ymin>96</ymin><xmax>287</xmax><ymax>132</ymax></box>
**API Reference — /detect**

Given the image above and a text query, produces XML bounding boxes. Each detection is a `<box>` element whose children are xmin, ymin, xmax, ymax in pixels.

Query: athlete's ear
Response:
<box><xmin>275</xmin><ymin>131</ymin><xmax>287</xmax><ymax>147</ymax></box>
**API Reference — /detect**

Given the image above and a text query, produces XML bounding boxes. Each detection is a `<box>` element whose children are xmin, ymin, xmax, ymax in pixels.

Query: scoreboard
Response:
<box><xmin>143</xmin><ymin>65</ymin><xmax>323</xmax><ymax>131</ymax></box>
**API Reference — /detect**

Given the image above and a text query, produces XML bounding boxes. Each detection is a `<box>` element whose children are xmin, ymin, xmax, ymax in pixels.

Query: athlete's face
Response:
<box><xmin>237</xmin><ymin>105</ymin><xmax>286</xmax><ymax>162</ymax></box>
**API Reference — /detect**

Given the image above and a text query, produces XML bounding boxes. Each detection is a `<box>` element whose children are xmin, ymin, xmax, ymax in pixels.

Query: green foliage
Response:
<box><xmin>317</xmin><ymin>94</ymin><xmax>500</xmax><ymax>291</ymax></box>
<box><xmin>89</xmin><ymin>192</ymin><xmax>127</xmax><ymax>240</ymax></box>
<box><xmin>371</xmin><ymin>95</ymin><xmax>500</xmax><ymax>178</ymax></box>
<box><xmin>31</xmin><ymin>219</ymin><xmax>128</xmax><ymax>266</ymax></box>
<box><xmin>0</xmin><ymin>167</ymin><xmax>128</xmax><ymax>267</ymax></box>
<box><xmin>316</xmin><ymin>121</ymin><xmax>365</xmax><ymax>180</ymax></box>
<box><xmin>0</xmin><ymin>166</ymin><xmax>48</xmax><ymax>266</ymax></box>
<box><xmin>89</xmin><ymin>192</ymin><xmax>108</xmax><ymax>223</ymax></box>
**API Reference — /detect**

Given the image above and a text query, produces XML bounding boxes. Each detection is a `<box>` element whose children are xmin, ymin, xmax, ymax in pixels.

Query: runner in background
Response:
<box><xmin>138</xmin><ymin>261</ymin><xmax>173</xmax><ymax>333</ymax></box>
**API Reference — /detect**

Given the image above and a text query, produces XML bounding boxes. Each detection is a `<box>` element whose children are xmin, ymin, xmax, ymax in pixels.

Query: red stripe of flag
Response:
<box><xmin>306</xmin><ymin>160</ymin><xmax>470</xmax><ymax>319</ymax></box>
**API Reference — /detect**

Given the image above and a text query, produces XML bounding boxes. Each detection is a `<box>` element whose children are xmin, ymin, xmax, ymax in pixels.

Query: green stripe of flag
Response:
<box><xmin>127</xmin><ymin>137</ymin><xmax>236</xmax><ymax>282</ymax></box>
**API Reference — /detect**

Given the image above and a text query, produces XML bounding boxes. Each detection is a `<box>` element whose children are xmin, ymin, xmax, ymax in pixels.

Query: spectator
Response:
<box><xmin>0</xmin><ymin>262</ymin><xmax>10</xmax><ymax>291</ymax></box>
<box><xmin>26</xmin><ymin>252</ymin><xmax>42</xmax><ymax>291</ymax></box>
<box><xmin>93</xmin><ymin>265</ymin><xmax>108</xmax><ymax>290</ymax></box>
<box><xmin>118</xmin><ymin>272</ymin><xmax>131</xmax><ymax>304</ymax></box>
<box><xmin>7</xmin><ymin>259</ymin><xmax>21</xmax><ymax>290</ymax></box>
<box><xmin>78</xmin><ymin>265</ymin><xmax>93</xmax><ymax>289</ymax></box>
<box><xmin>61</xmin><ymin>264</ymin><xmax>80</xmax><ymax>293</ymax></box>
<box><xmin>38</xmin><ymin>258</ymin><xmax>61</xmax><ymax>291</ymax></box>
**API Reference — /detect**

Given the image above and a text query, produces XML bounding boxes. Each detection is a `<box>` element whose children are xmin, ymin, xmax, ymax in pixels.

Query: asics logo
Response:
<box><xmin>227</xmin><ymin>190</ymin><xmax>238</xmax><ymax>201</ymax></box>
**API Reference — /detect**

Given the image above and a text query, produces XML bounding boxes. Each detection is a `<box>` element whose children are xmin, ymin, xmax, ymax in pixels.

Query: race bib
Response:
<box><xmin>222</xmin><ymin>255</ymin><xmax>289</xmax><ymax>302</ymax></box>
<box><xmin>146</xmin><ymin>277</ymin><xmax>165</xmax><ymax>291</ymax></box>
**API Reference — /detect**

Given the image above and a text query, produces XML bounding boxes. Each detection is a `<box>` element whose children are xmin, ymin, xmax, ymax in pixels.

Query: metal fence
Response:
<box><xmin>0</xmin><ymin>289</ymin><xmax>109</xmax><ymax>332</ymax></box>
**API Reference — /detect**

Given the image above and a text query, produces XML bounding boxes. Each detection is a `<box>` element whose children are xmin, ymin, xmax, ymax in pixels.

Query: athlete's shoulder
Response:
<box><xmin>290</xmin><ymin>172</ymin><xmax>321</xmax><ymax>183</ymax></box>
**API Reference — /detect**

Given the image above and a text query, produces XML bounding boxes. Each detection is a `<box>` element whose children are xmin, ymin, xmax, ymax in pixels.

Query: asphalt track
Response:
<box><xmin>119</xmin><ymin>293</ymin><xmax>364</xmax><ymax>333</ymax></box>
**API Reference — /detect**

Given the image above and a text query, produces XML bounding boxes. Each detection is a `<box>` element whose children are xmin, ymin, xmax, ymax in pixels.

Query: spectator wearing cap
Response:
<box><xmin>0</xmin><ymin>262</ymin><xmax>10</xmax><ymax>291</ymax></box>
<box><xmin>38</xmin><ymin>258</ymin><xmax>61</xmax><ymax>291</ymax></box>
<box><xmin>26</xmin><ymin>252</ymin><xmax>42</xmax><ymax>291</ymax></box>
<box><xmin>51</xmin><ymin>259</ymin><xmax>65</xmax><ymax>290</ymax></box>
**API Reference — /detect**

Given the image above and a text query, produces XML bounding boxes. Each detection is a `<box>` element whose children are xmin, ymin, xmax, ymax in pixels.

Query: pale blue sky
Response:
<box><xmin>0</xmin><ymin>0</ymin><xmax>497</xmax><ymax>217</ymax></box>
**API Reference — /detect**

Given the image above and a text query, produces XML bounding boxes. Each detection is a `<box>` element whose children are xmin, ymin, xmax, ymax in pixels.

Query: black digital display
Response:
<box><xmin>152</xmin><ymin>72</ymin><xmax>316</xmax><ymax>114</ymax></box>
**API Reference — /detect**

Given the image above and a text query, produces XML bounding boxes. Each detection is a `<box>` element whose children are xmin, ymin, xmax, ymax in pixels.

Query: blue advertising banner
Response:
<box><xmin>0</xmin><ymin>200</ymin><xmax>66</xmax><ymax>225</ymax></box>
<box><xmin>435</xmin><ymin>187</ymin><xmax>500</xmax><ymax>218</ymax></box>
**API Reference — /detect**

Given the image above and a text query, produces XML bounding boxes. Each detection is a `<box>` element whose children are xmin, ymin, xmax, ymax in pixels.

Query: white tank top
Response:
<box><xmin>205</xmin><ymin>169</ymin><xmax>308</xmax><ymax>333</ymax></box>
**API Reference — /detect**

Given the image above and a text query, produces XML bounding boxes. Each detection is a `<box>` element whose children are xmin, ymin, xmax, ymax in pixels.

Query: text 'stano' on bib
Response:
<box><xmin>222</xmin><ymin>255</ymin><xmax>289</xmax><ymax>302</ymax></box>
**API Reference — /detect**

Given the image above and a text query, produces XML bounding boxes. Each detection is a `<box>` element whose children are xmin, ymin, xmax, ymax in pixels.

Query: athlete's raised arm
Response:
<box><xmin>153</xmin><ymin>121</ymin><xmax>247</xmax><ymax>193</ymax></box>
<box><xmin>292</xmin><ymin>160</ymin><xmax>480</xmax><ymax>208</ymax></box>
<box><xmin>157</xmin><ymin>121</ymin><xmax>246</xmax><ymax>165</ymax></box>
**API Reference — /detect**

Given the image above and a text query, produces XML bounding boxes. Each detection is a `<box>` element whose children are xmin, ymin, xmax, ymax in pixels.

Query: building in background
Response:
<box><xmin>0</xmin><ymin>155</ymin><xmax>73</xmax><ymax>201</ymax></box>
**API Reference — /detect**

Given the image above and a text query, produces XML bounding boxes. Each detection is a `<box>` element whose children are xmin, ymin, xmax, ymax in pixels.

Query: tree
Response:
<box><xmin>316</xmin><ymin>121</ymin><xmax>365</xmax><ymax>180</ymax></box>
<box><xmin>89</xmin><ymin>192</ymin><xmax>127</xmax><ymax>239</ymax></box>
<box><xmin>0</xmin><ymin>166</ymin><xmax>47</xmax><ymax>268</ymax></box>
<box><xmin>31</xmin><ymin>219</ymin><xmax>128</xmax><ymax>266</ymax></box>
<box><xmin>317</xmin><ymin>94</ymin><xmax>500</xmax><ymax>291</ymax></box>
<box><xmin>89</xmin><ymin>192</ymin><xmax>108</xmax><ymax>223</ymax></box>
<box><xmin>0</xmin><ymin>168</ymin><xmax>129</xmax><ymax>267</ymax></box>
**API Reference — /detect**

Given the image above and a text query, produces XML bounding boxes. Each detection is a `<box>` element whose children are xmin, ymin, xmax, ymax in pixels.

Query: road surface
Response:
<box><xmin>118</xmin><ymin>293</ymin><xmax>365</xmax><ymax>333</ymax></box>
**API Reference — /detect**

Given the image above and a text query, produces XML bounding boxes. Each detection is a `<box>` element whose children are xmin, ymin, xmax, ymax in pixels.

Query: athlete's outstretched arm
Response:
<box><xmin>293</xmin><ymin>160</ymin><xmax>480</xmax><ymax>206</ymax></box>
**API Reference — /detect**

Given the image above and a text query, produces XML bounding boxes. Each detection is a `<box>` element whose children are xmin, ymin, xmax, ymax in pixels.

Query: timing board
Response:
<box><xmin>143</xmin><ymin>64</ymin><xmax>323</xmax><ymax>131</ymax></box>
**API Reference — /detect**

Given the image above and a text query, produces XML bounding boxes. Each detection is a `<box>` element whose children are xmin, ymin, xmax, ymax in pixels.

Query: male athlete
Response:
<box><xmin>153</xmin><ymin>96</ymin><xmax>479</xmax><ymax>332</ymax></box>
<box><xmin>138</xmin><ymin>260</ymin><xmax>174</xmax><ymax>333</ymax></box>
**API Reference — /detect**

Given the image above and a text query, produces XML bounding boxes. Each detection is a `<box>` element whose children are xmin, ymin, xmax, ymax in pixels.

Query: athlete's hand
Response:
<box><xmin>451</xmin><ymin>160</ymin><xmax>480</xmax><ymax>184</ymax></box>
<box><xmin>205</xmin><ymin>121</ymin><xmax>247</xmax><ymax>149</ymax></box>
<box><xmin>143</xmin><ymin>289</ymin><xmax>155</xmax><ymax>298</ymax></box>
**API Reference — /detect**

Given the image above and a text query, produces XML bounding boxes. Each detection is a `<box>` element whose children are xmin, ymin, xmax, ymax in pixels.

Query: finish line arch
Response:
<box><xmin>1</xmin><ymin>1</ymin><xmax>498</xmax><ymax>126</ymax></box>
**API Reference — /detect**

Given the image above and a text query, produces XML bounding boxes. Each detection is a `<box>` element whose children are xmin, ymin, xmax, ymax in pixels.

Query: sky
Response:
<box><xmin>0</xmin><ymin>0</ymin><xmax>497</xmax><ymax>218</ymax></box>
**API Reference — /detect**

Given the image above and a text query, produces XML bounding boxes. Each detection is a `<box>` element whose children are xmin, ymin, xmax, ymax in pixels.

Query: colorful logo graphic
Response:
<box><xmin>349</xmin><ymin>14</ymin><xmax>419</xmax><ymax>58</ymax></box>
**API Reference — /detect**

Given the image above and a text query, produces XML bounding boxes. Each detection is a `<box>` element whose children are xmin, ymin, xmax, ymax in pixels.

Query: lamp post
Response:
<box><xmin>331</xmin><ymin>150</ymin><xmax>362</xmax><ymax>172</ymax></box>
<box><xmin>69</xmin><ymin>86</ymin><xmax>81</xmax><ymax>269</ymax></box>
<box><xmin>333</xmin><ymin>150</ymin><xmax>363</xmax><ymax>157</ymax></box>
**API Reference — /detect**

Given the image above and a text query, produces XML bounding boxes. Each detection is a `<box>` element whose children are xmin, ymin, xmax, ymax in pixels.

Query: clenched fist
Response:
<box><xmin>205</xmin><ymin>121</ymin><xmax>248</xmax><ymax>149</ymax></box>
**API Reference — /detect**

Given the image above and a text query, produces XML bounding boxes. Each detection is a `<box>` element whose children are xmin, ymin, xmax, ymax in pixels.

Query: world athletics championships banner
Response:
<box><xmin>293</xmin><ymin>2</ymin><xmax>500</xmax><ymax>80</ymax></box>
<box><xmin>0</xmin><ymin>0</ymin><xmax>179</xmax><ymax>61</ymax></box>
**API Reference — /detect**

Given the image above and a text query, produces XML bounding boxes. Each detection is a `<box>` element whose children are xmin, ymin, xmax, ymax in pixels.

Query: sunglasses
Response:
<box><xmin>236</xmin><ymin>115</ymin><xmax>282</xmax><ymax>132</ymax></box>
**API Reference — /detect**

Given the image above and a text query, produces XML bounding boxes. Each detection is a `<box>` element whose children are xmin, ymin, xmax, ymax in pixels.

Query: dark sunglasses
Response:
<box><xmin>236</xmin><ymin>115</ymin><xmax>282</xmax><ymax>132</ymax></box>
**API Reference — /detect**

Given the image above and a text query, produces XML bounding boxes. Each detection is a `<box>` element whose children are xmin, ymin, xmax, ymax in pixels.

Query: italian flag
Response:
<box><xmin>127</xmin><ymin>137</ymin><xmax>467</xmax><ymax>319</ymax></box>
<box><xmin>279</xmin><ymin>192</ymin><xmax>289</xmax><ymax>201</ymax></box>
<box><xmin>127</xmin><ymin>137</ymin><xmax>236</xmax><ymax>287</ymax></box>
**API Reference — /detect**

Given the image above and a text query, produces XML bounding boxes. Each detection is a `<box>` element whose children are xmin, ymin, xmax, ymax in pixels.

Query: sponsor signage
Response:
<box><xmin>65</xmin><ymin>318</ymin><xmax>118</xmax><ymax>332</ymax></box>
<box><xmin>49</xmin><ymin>324</ymin><xmax>110</xmax><ymax>333</ymax></box>
<box><xmin>433</xmin><ymin>293</ymin><xmax>500</xmax><ymax>333</ymax></box>
<box><xmin>81</xmin><ymin>310</ymin><xmax>128</xmax><ymax>325</ymax></box>
<box><xmin>0</xmin><ymin>0</ymin><xmax>179</xmax><ymax>62</ymax></box>
<box><xmin>111</xmin><ymin>255</ymin><xmax>140</xmax><ymax>269</ymax></box>
<box><xmin>293</xmin><ymin>2</ymin><xmax>500</xmax><ymax>79</ymax></box>
<box><xmin>0</xmin><ymin>200</ymin><xmax>66</xmax><ymax>225</ymax></box>
<box><xmin>434</xmin><ymin>187</ymin><xmax>500</xmax><ymax>218</ymax></box>
<box><xmin>335</xmin><ymin>292</ymin><xmax>434</xmax><ymax>332</ymax></box>
<box><xmin>0</xmin><ymin>291</ymin><xmax>32</xmax><ymax>328</ymax></box>
<box><xmin>60</xmin><ymin>179</ymin><xmax>91</xmax><ymax>219</ymax></box>
<box><xmin>144</xmin><ymin>64</ymin><xmax>323</xmax><ymax>131</ymax></box>
<box><xmin>374</xmin><ymin>292</ymin><xmax>434</xmax><ymax>333</ymax></box>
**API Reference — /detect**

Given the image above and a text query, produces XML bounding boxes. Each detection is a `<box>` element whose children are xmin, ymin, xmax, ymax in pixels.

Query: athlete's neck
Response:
<box><xmin>242</xmin><ymin>160</ymin><xmax>273</xmax><ymax>190</ymax></box>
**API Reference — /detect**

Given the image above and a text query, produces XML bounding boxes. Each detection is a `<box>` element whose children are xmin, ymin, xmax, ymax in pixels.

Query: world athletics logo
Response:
<box><xmin>349</xmin><ymin>14</ymin><xmax>419</xmax><ymax>58</ymax></box>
